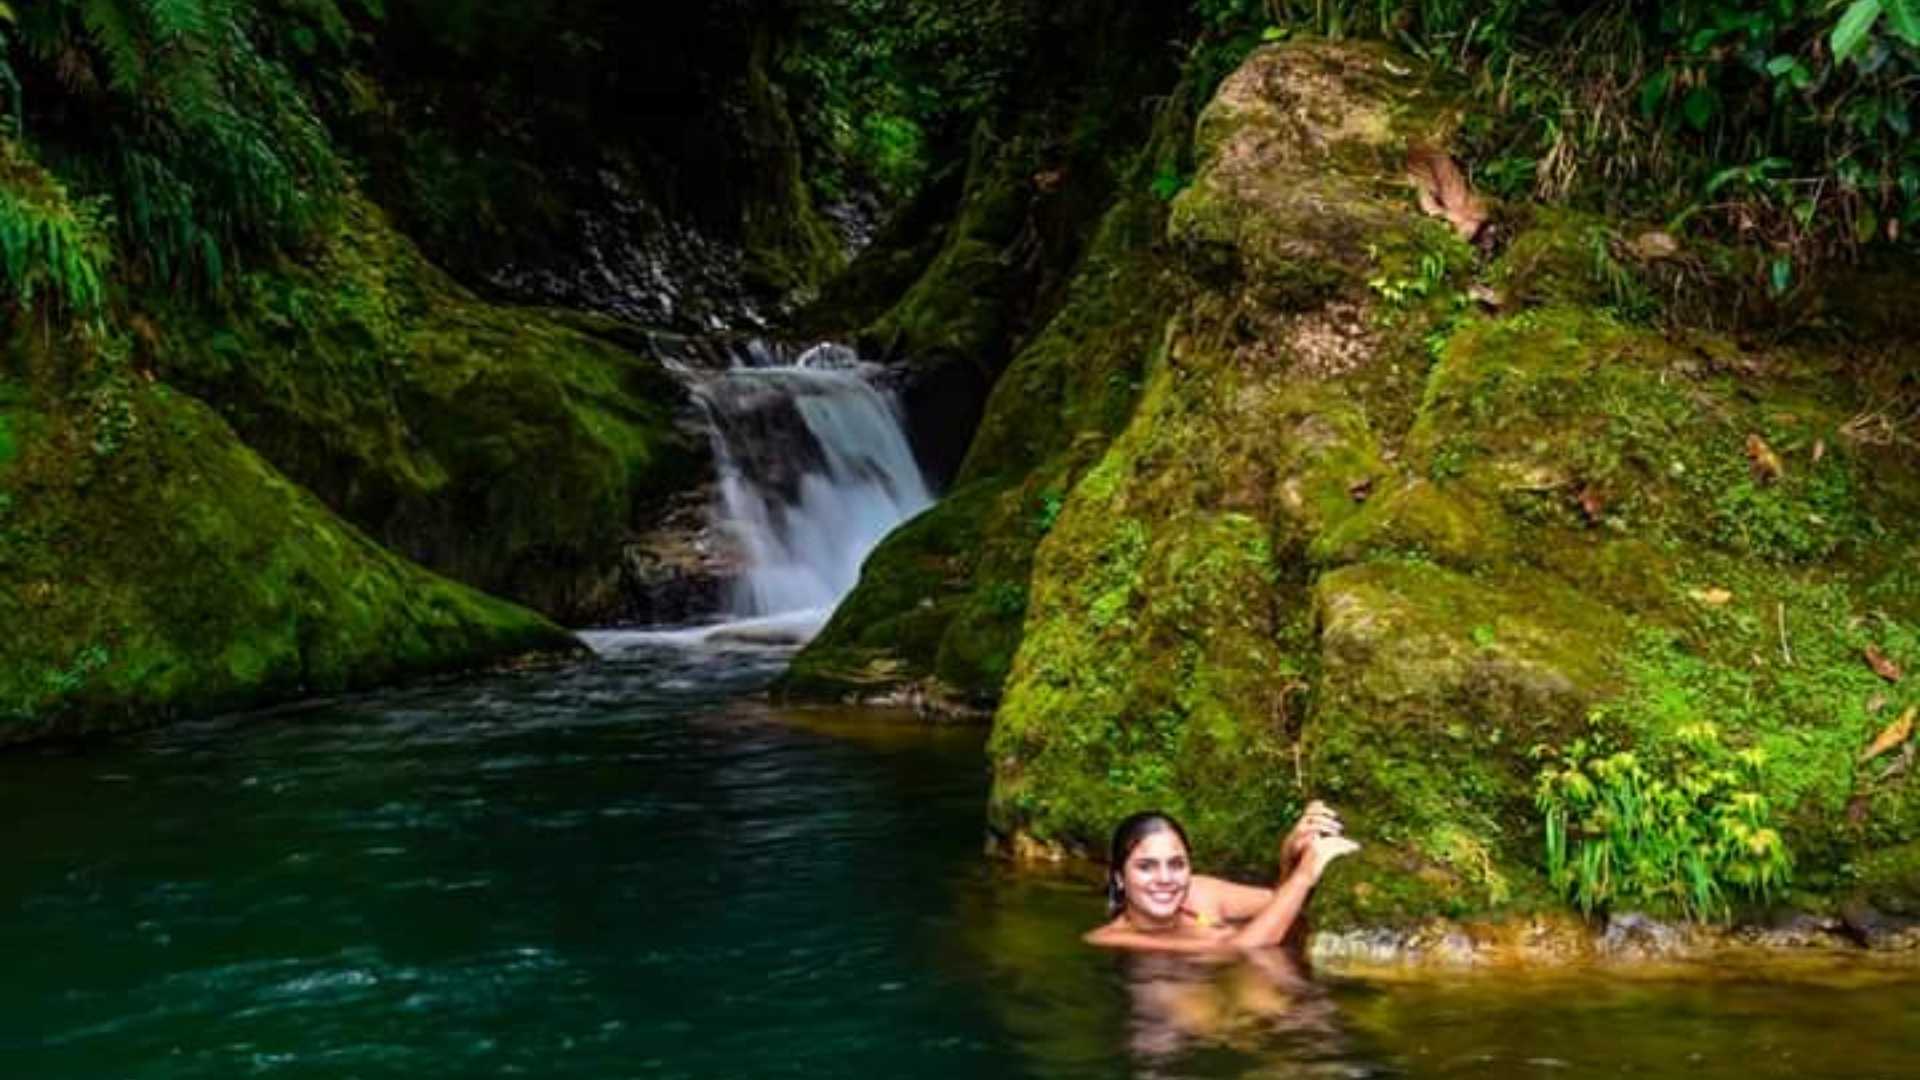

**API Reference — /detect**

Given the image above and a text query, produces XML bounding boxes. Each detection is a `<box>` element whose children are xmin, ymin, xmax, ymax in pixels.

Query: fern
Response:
<box><xmin>8</xmin><ymin>0</ymin><xmax>343</xmax><ymax>293</ymax></box>
<box><xmin>0</xmin><ymin>140</ymin><xmax>113</xmax><ymax>314</ymax></box>
<box><xmin>141</xmin><ymin>0</ymin><xmax>210</xmax><ymax>44</ymax></box>
<box><xmin>78</xmin><ymin>0</ymin><xmax>149</xmax><ymax>92</ymax></box>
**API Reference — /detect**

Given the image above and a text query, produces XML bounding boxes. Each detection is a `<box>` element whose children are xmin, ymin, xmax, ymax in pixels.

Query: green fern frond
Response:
<box><xmin>78</xmin><ymin>0</ymin><xmax>148</xmax><ymax>91</ymax></box>
<box><xmin>0</xmin><ymin>140</ymin><xmax>114</xmax><ymax>314</ymax></box>
<box><xmin>139</xmin><ymin>0</ymin><xmax>210</xmax><ymax>44</ymax></box>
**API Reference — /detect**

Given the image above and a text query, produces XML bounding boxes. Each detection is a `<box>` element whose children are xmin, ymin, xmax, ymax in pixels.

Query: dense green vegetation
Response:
<box><xmin>2</xmin><ymin>0</ymin><xmax>348</xmax><ymax>298</ymax></box>
<box><xmin>1191</xmin><ymin>0</ymin><xmax>1920</xmax><ymax>286</ymax></box>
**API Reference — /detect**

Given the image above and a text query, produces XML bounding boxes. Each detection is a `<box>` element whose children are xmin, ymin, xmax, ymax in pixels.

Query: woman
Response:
<box><xmin>1084</xmin><ymin>802</ymin><xmax>1357</xmax><ymax>953</ymax></box>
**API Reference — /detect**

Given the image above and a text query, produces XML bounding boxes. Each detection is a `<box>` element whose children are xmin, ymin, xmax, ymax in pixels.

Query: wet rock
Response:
<box><xmin>1731</xmin><ymin>912</ymin><xmax>1852</xmax><ymax>950</ymax></box>
<box><xmin>1599</xmin><ymin>912</ymin><xmax>1694</xmax><ymax>959</ymax></box>
<box><xmin>1842</xmin><ymin>901</ymin><xmax>1920</xmax><ymax>952</ymax></box>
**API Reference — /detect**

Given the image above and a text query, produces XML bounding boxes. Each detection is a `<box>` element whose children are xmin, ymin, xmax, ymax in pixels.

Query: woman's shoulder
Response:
<box><xmin>1185</xmin><ymin>874</ymin><xmax>1234</xmax><ymax>912</ymax></box>
<box><xmin>1083</xmin><ymin>917</ymin><xmax>1236</xmax><ymax>953</ymax></box>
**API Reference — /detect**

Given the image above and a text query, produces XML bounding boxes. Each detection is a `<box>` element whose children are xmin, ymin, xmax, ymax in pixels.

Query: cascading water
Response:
<box><xmin>683</xmin><ymin>341</ymin><xmax>932</xmax><ymax>644</ymax></box>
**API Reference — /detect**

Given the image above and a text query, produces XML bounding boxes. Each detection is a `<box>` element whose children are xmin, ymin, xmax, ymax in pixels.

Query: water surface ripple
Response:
<box><xmin>2</xmin><ymin>644</ymin><xmax>1916</xmax><ymax>1078</ymax></box>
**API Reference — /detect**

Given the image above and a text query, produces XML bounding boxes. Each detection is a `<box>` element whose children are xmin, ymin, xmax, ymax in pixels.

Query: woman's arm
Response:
<box><xmin>1194</xmin><ymin>802</ymin><xmax>1345</xmax><ymax>922</ymax></box>
<box><xmin>1229</xmin><ymin>835</ymin><xmax>1358</xmax><ymax>950</ymax></box>
<box><xmin>1190</xmin><ymin>874</ymin><xmax>1275</xmax><ymax>920</ymax></box>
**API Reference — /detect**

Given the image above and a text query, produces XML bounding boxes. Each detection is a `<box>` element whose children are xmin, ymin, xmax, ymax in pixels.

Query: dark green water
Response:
<box><xmin>3</xmin><ymin>638</ymin><xmax>1916</xmax><ymax>1079</ymax></box>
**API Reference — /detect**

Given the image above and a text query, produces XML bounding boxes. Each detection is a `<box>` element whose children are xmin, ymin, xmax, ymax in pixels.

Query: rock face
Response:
<box><xmin>0</xmin><ymin>374</ymin><xmax>575</xmax><ymax>744</ymax></box>
<box><xmin>157</xmin><ymin>199</ymin><xmax>703</xmax><ymax>626</ymax></box>
<box><xmin>781</xmin><ymin>63</ymin><xmax>1212</xmax><ymax>707</ymax></box>
<box><xmin>813</xmin><ymin>40</ymin><xmax>1920</xmax><ymax>926</ymax></box>
<box><xmin>0</xmin><ymin>198</ymin><xmax>701</xmax><ymax>741</ymax></box>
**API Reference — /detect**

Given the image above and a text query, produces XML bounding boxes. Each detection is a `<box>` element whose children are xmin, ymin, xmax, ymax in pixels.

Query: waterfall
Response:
<box><xmin>686</xmin><ymin>342</ymin><xmax>932</xmax><ymax>644</ymax></box>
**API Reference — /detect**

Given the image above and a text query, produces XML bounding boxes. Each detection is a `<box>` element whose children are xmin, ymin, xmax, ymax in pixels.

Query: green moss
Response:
<box><xmin>153</xmin><ymin>197</ymin><xmax>699</xmax><ymax>622</ymax></box>
<box><xmin>1301</xmin><ymin>560</ymin><xmax>1631</xmax><ymax>925</ymax></box>
<box><xmin>1588</xmin><ymin>580</ymin><xmax>1920</xmax><ymax>891</ymax></box>
<box><xmin>1312</xmin><ymin>480</ymin><xmax>1512</xmax><ymax>570</ymax></box>
<box><xmin>736</xmin><ymin>29</ymin><xmax>848</xmax><ymax>296</ymax></box>
<box><xmin>783</xmin><ymin>87</ymin><xmax>1198</xmax><ymax>705</ymax></box>
<box><xmin>990</xmin><ymin>496</ymin><xmax>1308</xmax><ymax>869</ymax></box>
<box><xmin>986</xmin><ymin>42</ymin><xmax>1471</xmax><ymax>876</ymax></box>
<box><xmin>0</xmin><ymin>379</ymin><xmax>19</xmax><ymax>469</ymax></box>
<box><xmin>976</xmin><ymin>40</ymin><xmax>1920</xmax><ymax>925</ymax></box>
<box><xmin>1854</xmin><ymin>842</ymin><xmax>1920</xmax><ymax>917</ymax></box>
<box><xmin>0</xmin><ymin>378</ymin><xmax>573</xmax><ymax>743</ymax></box>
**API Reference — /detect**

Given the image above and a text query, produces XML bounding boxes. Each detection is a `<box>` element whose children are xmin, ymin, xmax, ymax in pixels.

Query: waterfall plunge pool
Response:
<box><xmin>4</xmin><ymin>639</ymin><xmax>1919</xmax><ymax>1078</ymax></box>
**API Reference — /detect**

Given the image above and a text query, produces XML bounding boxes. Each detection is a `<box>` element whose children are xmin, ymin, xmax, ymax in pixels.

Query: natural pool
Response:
<box><xmin>2</xmin><ymin>639</ymin><xmax>1915</xmax><ymax>1078</ymax></box>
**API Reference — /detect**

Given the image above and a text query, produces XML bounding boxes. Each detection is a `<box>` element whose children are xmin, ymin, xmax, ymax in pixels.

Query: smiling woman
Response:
<box><xmin>1085</xmin><ymin>805</ymin><xmax>1357</xmax><ymax>954</ymax></box>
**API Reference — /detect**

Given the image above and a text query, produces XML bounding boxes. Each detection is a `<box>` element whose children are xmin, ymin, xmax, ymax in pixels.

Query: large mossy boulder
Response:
<box><xmin>154</xmin><ymin>199</ymin><xmax>701</xmax><ymax>625</ymax></box>
<box><xmin>980</xmin><ymin>41</ymin><xmax>1920</xmax><ymax>926</ymax></box>
<box><xmin>0</xmin><ymin>372</ymin><xmax>574</xmax><ymax>744</ymax></box>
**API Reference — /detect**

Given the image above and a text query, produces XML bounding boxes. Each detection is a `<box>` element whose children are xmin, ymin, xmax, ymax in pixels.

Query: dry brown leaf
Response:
<box><xmin>1630</xmin><ymin>231</ymin><xmax>1680</xmax><ymax>260</ymax></box>
<box><xmin>1860</xmin><ymin>705</ymin><xmax>1916</xmax><ymax>764</ymax></box>
<box><xmin>1576</xmin><ymin>485</ymin><xmax>1606</xmax><ymax>524</ymax></box>
<box><xmin>1468</xmin><ymin>283</ymin><xmax>1502</xmax><ymax>309</ymax></box>
<box><xmin>1688</xmin><ymin>587</ymin><xmax>1734</xmax><ymax>606</ymax></box>
<box><xmin>1811</xmin><ymin>438</ymin><xmax>1827</xmax><ymax>465</ymax></box>
<box><xmin>1406</xmin><ymin>145</ymin><xmax>1487</xmax><ymax>242</ymax></box>
<box><xmin>1877</xmin><ymin>742</ymin><xmax>1916</xmax><ymax>784</ymax></box>
<box><xmin>1745</xmin><ymin>433</ymin><xmax>1784</xmax><ymax>483</ymax></box>
<box><xmin>1865</xmin><ymin>645</ymin><xmax>1903</xmax><ymax>683</ymax></box>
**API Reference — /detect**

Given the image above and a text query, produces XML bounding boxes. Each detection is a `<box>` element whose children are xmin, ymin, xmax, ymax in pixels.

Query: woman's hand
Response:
<box><xmin>1282</xmin><ymin>800</ymin><xmax>1343</xmax><ymax>870</ymax></box>
<box><xmin>1302</xmin><ymin>833</ymin><xmax>1360</xmax><ymax>882</ymax></box>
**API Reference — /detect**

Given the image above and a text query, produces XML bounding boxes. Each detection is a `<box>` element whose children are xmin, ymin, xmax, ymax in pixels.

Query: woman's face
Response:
<box><xmin>1120</xmin><ymin>828</ymin><xmax>1191</xmax><ymax>923</ymax></box>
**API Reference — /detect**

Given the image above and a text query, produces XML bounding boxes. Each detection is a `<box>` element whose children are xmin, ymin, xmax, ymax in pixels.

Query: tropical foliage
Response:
<box><xmin>0</xmin><ymin>0</ymin><xmax>352</xmax><ymax>299</ymax></box>
<box><xmin>1534</xmin><ymin>722</ymin><xmax>1794</xmax><ymax>921</ymax></box>
<box><xmin>0</xmin><ymin>136</ymin><xmax>111</xmax><ymax>316</ymax></box>
<box><xmin>783</xmin><ymin>0</ymin><xmax>1031</xmax><ymax>199</ymax></box>
<box><xmin>1195</xmin><ymin>0</ymin><xmax>1920</xmax><ymax>277</ymax></box>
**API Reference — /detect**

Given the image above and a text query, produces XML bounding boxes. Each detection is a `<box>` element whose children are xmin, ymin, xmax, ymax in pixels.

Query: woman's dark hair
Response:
<box><xmin>1105</xmin><ymin>810</ymin><xmax>1190</xmax><ymax>918</ymax></box>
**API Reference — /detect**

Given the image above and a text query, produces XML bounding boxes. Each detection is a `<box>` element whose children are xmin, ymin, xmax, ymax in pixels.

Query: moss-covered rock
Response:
<box><xmin>153</xmin><ymin>198</ymin><xmax>701</xmax><ymax>624</ymax></box>
<box><xmin>781</xmin><ymin>79</ymin><xmax>1196</xmax><ymax>706</ymax></box>
<box><xmin>0</xmin><ymin>369</ymin><xmax>574</xmax><ymax>744</ymax></box>
<box><xmin>980</xmin><ymin>39</ymin><xmax>1920</xmax><ymax>928</ymax></box>
<box><xmin>988</xmin><ymin>40</ymin><xmax>1455</xmax><ymax>869</ymax></box>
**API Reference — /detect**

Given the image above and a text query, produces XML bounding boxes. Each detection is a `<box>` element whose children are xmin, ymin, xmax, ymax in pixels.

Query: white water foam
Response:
<box><xmin>638</xmin><ymin>342</ymin><xmax>930</xmax><ymax>647</ymax></box>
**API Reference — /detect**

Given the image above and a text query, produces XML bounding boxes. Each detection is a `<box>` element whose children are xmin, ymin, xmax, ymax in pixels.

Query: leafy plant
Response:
<box><xmin>1534</xmin><ymin>720</ymin><xmax>1793</xmax><ymax>921</ymax></box>
<box><xmin>0</xmin><ymin>140</ymin><xmax>112</xmax><ymax>315</ymax></box>
<box><xmin>6</xmin><ymin>0</ymin><xmax>347</xmax><ymax>293</ymax></box>
<box><xmin>783</xmin><ymin>0</ymin><xmax>1029</xmax><ymax>200</ymax></box>
<box><xmin>1191</xmin><ymin>1</ymin><xmax>1920</xmax><ymax>285</ymax></box>
<box><xmin>1148</xmin><ymin>164</ymin><xmax>1190</xmax><ymax>201</ymax></box>
<box><xmin>1033</xmin><ymin>489</ymin><xmax>1065</xmax><ymax>535</ymax></box>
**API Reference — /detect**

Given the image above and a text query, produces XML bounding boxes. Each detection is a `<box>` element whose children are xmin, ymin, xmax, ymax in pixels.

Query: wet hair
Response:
<box><xmin>1105</xmin><ymin>810</ymin><xmax>1191</xmax><ymax>918</ymax></box>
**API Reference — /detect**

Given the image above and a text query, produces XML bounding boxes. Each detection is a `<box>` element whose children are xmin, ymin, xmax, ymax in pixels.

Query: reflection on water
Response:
<box><xmin>0</xmin><ymin>642</ymin><xmax>1916</xmax><ymax>1078</ymax></box>
<box><xmin>1116</xmin><ymin>950</ymin><xmax>1343</xmax><ymax>1069</ymax></box>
